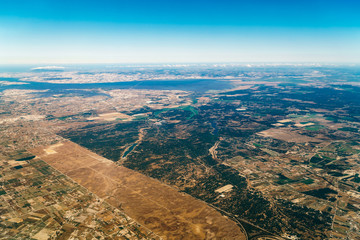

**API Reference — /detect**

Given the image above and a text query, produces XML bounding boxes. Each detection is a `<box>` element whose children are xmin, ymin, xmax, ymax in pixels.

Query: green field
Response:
<box><xmin>154</xmin><ymin>105</ymin><xmax>199</xmax><ymax>119</ymax></box>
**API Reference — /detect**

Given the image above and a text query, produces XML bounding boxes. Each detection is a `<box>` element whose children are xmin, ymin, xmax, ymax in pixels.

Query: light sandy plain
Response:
<box><xmin>30</xmin><ymin>141</ymin><xmax>246</xmax><ymax>239</ymax></box>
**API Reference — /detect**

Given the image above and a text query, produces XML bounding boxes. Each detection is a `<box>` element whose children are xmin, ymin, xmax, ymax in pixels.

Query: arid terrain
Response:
<box><xmin>30</xmin><ymin>141</ymin><xmax>246</xmax><ymax>239</ymax></box>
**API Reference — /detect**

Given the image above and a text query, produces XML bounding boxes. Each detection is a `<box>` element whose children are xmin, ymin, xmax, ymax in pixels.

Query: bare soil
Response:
<box><xmin>30</xmin><ymin>141</ymin><xmax>246</xmax><ymax>239</ymax></box>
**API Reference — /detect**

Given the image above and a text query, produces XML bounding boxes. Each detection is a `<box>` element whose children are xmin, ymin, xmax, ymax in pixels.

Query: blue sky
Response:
<box><xmin>0</xmin><ymin>0</ymin><xmax>359</xmax><ymax>64</ymax></box>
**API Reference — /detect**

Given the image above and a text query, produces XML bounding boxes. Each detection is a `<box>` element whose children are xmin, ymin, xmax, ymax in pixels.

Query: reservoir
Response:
<box><xmin>0</xmin><ymin>78</ymin><xmax>232</xmax><ymax>94</ymax></box>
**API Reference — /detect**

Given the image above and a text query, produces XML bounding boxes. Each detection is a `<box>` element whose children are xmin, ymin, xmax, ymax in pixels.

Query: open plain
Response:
<box><xmin>30</xmin><ymin>141</ymin><xmax>247</xmax><ymax>239</ymax></box>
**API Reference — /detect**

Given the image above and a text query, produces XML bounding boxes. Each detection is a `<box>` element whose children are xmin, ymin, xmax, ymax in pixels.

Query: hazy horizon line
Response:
<box><xmin>1</xmin><ymin>61</ymin><xmax>360</xmax><ymax>66</ymax></box>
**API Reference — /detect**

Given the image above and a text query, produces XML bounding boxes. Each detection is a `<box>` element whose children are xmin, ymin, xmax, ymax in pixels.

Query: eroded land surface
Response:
<box><xmin>1</xmin><ymin>65</ymin><xmax>360</xmax><ymax>239</ymax></box>
<box><xmin>30</xmin><ymin>141</ymin><xmax>246</xmax><ymax>239</ymax></box>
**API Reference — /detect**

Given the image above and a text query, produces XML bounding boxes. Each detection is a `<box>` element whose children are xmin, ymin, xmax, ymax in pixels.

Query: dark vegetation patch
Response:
<box><xmin>276</xmin><ymin>173</ymin><xmax>298</xmax><ymax>185</ymax></box>
<box><xmin>59</xmin><ymin>121</ymin><xmax>145</xmax><ymax>161</ymax></box>
<box><xmin>302</xmin><ymin>188</ymin><xmax>338</xmax><ymax>202</ymax></box>
<box><xmin>338</xmin><ymin>127</ymin><xmax>358</xmax><ymax>132</ymax></box>
<box><xmin>16</xmin><ymin>156</ymin><xmax>35</xmax><ymax>161</ymax></box>
<box><xmin>0</xmin><ymin>188</ymin><xmax>6</xmax><ymax>196</ymax></box>
<box><xmin>328</xmin><ymin>171</ymin><xmax>346</xmax><ymax>177</ymax></box>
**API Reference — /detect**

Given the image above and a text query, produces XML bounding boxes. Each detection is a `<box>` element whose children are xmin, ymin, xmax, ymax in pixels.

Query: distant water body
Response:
<box><xmin>0</xmin><ymin>78</ymin><xmax>232</xmax><ymax>93</ymax></box>
<box><xmin>0</xmin><ymin>65</ymin><xmax>41</xmax><ymax>73</ymax></box>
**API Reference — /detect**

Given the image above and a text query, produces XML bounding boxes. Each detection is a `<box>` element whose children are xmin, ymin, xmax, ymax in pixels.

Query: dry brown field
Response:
<box><xmin>257</xmin><ymin>128</ymin><xmax>322</xmax><ymax>143</ymax></box>
<box><xmin>87</xmin><ymin>112</ymin><xmax>133</xmax><ymax>121</ymax></box>
<box><xmin>30</xmin><ymin>141</ymin><xmax>246</xmax><ymax>239</ymax></box>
